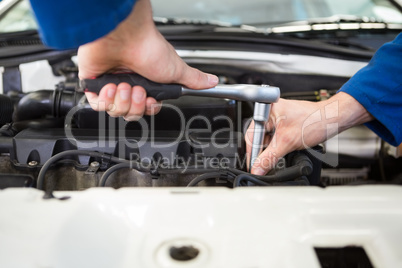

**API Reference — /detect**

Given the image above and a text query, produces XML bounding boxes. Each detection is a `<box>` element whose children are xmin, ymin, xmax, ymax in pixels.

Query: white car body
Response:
<box><xmin>1</xmin><ymin>186</ymin><xmax>402</xmax><ymax>268</ymax></box>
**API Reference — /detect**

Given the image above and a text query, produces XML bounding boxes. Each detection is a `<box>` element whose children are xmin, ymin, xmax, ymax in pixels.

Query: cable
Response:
<box><xmin>38</xmin><ymin>149</ymin><xmax>313</xmax><ymax>190</ymax></box>
<box><xmin>232</xmin><ymin>154</ymin><xmax>313</xmax><ymax>187</ymax></box>
<box><xmin>187</xmin><ymin>172</ymin><xmax>232</xmax><ymax>187</ymax></box>
<box><xmin>99</xmin><ymin>162</ymin><xmax>132</xmax><ymax>187</ymax></box>
<box><xmin>230</xmin><ymin>165</ymin><xmax>306</xmax><ymax>187</ymax></box>
<box><xmin>234</xmin><ymin>173</ymin><xmax>311</xmax><ymax>187</ymax></box>
<box><xmin>184</xmin><ymin>162</ymin><xmax>311</xmax><ymax>188</ymax></box>
<box><xmin>36</xmin><ymin>150</ymin><xmax>131</xmax><ymax>190</ymax></box>
<box><xmin>228</xmin><ymin>164</ymin><xmax>310</xmax><ymax>182</ymax></box>
<box><xmin>233</xmin><ymin>173</ymin><xmax>271</xmax><ymax>187</ymax></box>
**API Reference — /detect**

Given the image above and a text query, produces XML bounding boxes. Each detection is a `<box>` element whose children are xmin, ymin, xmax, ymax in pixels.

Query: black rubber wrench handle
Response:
<box><xmin>79</xmin><ymin>73</ymin><xmax>183</xmax><ymax>101</ymax></box>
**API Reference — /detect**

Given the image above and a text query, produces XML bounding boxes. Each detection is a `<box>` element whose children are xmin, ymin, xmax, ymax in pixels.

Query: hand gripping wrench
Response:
<box><xmin>79</xmin><ymin>73</ymin><xmax>280</xmax><ymax>171</ymax></box>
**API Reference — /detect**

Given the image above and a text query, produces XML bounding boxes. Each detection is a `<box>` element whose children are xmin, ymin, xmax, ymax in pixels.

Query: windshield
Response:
<box><xmin>0</xmin><ymin>0</ymin><xmax>37</xmax><ymax>33</ymax></box>
<box><xmin>0</xmin><ymin>0</ymin><xmax>401</xmax><ymax>34</ymax></box>
<box><xmin>152</xmin><ymin>0</ymin><xmax>402</xmax><ymax>26</ymax></box>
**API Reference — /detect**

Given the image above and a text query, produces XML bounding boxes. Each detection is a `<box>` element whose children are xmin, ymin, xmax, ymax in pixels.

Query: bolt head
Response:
<box><xmin>90</xmin><ymin>161</ymin><xmax>100</xmax><ymax>168</ymax></box>
<box><xmin>28</xmin><ymin>161</ymin><xmax>38</xmax><ymax>167</ymax></box>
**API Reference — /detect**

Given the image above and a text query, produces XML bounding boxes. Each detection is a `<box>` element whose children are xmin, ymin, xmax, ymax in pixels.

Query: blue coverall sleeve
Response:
<box><xmin>338</xmin><ymin>32</ymin><xmax>402</xmax><ymax>146</ymax></box>
<box><xmin>29</xmin><ymin>0</ymin><xmax>137</xmax><ymax>50</ymax></box>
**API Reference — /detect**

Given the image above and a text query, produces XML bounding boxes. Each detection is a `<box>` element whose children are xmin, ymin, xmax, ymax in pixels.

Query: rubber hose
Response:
<box><xmin>37</xmin><ymin>150</ymin><xmax>130</xmax><ymax>190</ymax></box>
<box><xmin>13</xmin><ymin>90</ymin><xmax>84</xmax><ymax>122</ymax></box>
<box><xmin>233</xmin><ymin>173</ymin><xmax>272</xmax><ymax>187</ymax></box>
<box><xmin>99</xmin><ymin>162</ymin><xmax>132</xmax><ymax>187</ymax></box>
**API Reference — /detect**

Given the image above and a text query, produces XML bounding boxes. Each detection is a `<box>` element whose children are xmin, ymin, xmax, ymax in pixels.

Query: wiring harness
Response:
<box><xmin>36</xmin><ymin>149</ymin><xmax>314</xmax><ymax>197</ymax></box>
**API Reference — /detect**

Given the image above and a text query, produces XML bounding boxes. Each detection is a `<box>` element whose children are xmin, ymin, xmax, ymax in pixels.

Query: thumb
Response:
<box><xmin>176</xmin><ymin>65</ymin><xmax>219</xmax><ymax>90</ymax></box>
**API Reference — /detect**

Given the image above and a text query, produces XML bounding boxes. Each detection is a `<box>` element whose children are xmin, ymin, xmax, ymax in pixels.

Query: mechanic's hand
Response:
<box><xmin>78</xmin><ymin>0</ymin><xmax>218</xmax><ymax>121</ymax></box>
<box><xmin>246</xmin><ymin>92</ymin><xmax>374</xmax><ymax>175</ymax></box>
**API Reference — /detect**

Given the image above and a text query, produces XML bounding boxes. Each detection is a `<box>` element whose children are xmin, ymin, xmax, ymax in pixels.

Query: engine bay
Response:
<box><xmin>0</xmin><ymin>80</ymin><xmax>321</xmax><ymax>191</ymax></box>
<box><xmin>1</xmin><ymin>17</ymin><xmax>402</xmax><ymax>192</ymax></box>
<box><xmin>1</xmin><ymin>47</ymin><xmax>401</xmax><ymax>192</ymax></box>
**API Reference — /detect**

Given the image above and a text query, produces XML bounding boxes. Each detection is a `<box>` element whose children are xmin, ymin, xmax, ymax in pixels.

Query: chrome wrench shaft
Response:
<box><xmin>250</xmin><ymin>102</ymin><xmax>271</xmax><ymax>171</ymax></box>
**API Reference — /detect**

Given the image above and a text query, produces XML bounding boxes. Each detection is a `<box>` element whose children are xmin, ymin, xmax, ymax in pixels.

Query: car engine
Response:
<box><xmin>1</xmin><ymin>55</ymin><xmax>401</xmax><ymax>193</ymax></box>
<box><xmin>1</xmin><ymin>23</ymin><xmax>402</xmax><ymax>193</ymax></box>
<box><xmin>0</xmin><ymin>76</ymin><xmax>320</xmax><ymax>191</ymax></box>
